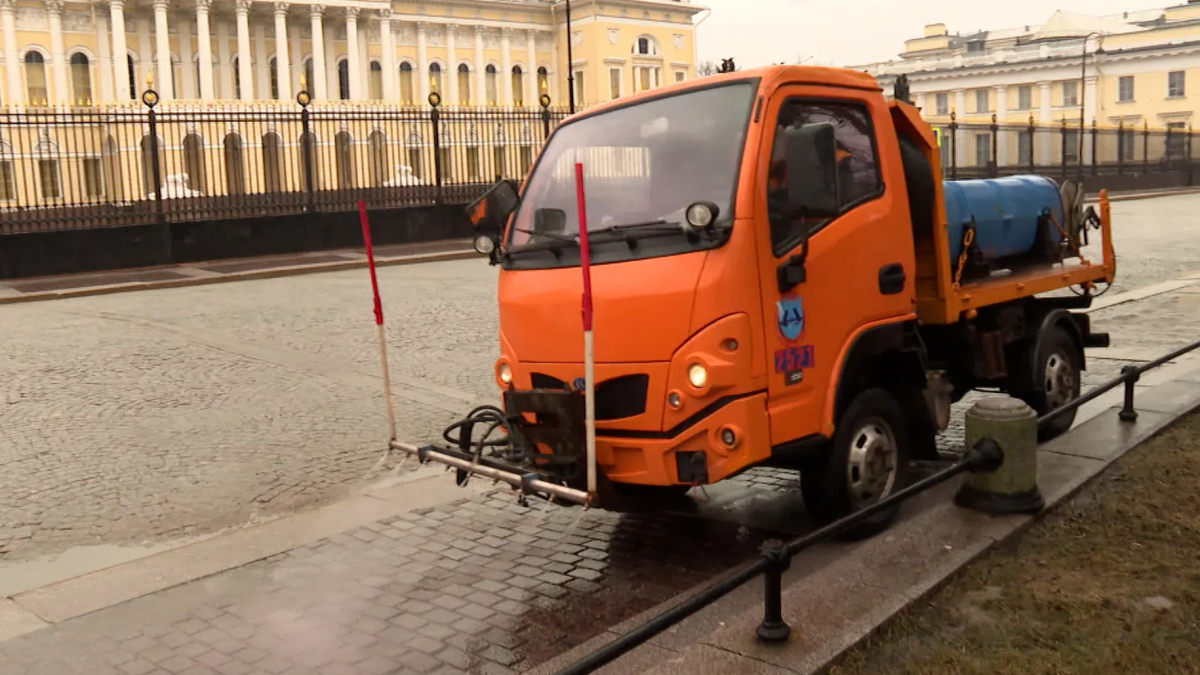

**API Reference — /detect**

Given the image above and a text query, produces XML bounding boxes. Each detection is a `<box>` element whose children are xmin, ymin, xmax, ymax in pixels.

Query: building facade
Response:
<box><xmin>0</xmin><ymin>0</ymin><xmax>701</xmax><ymax>108</ymax></box>
<box><xmin>856</xmin><ymin>3</ymin><xmax>1200</xmax><ymax>169</ymax></box>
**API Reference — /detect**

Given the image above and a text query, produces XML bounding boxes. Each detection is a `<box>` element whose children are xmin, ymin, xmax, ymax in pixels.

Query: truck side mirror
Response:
<box><xmin>785</xmin><ymin>122</ymin><xmax>840</xmax><ymax>219</ymax></box>
<box><xmin>465</xmin><ymin>179</ymin><xmax>521</xmax><ymax>257</ymax></box>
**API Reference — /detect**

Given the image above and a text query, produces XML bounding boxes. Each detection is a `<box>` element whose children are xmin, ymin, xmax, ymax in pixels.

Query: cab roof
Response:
<box><xmin>566</xmin><ymin>65</ymin><xmax>882</xmax><ymax>122</ymax></box>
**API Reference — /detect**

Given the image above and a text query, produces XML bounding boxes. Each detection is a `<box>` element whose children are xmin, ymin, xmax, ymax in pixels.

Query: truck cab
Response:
<box><xmin>464</xmin><ymin>65</ymin><xmax>1113</xmax><ymax>526</ymax></box>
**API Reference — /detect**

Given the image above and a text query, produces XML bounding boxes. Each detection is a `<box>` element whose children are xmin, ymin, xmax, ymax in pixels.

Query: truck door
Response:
<box><xmin>755</xmin><ymin>86</ymin><xmax>918</xmax><ymax>446</ymax></box>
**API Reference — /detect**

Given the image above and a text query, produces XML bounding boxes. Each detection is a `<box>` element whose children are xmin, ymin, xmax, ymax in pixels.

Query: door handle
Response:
<box><xmin>878</xmin><ymin>263</ymin><xmax>906</xmax><ymax>295</ymax></box>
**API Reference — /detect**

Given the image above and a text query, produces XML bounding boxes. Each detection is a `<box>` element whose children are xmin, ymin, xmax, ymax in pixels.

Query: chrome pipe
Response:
<box><xmin>389</xmin><ymin>440</ymin><xmax>594</xmax><ymax>506</ymax></box>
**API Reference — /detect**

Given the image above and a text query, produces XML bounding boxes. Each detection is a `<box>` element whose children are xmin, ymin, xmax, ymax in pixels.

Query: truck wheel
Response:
<box><xmin>801</xmin><ymin>388</ymin><xmax>911</xmax><ymax>534</ymax></box>
<box><xmin>1021</xmin><ymin>325</ymin><xmax>1081</xmax><ymax>442</ymax></box>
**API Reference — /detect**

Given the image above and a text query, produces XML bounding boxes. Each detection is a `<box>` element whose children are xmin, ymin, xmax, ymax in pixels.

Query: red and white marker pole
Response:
<box><xmin>574</xmin><ymin>162</ymin><xmax>597</xmax><ymax>497</ymax></box>
<box><xmin>359</xmin><ymin>200</ymin><xmax>398</xmax><ymax>443</ymax></box>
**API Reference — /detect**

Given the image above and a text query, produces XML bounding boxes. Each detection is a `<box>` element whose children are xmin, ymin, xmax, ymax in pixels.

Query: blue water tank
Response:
<box><xmin>944</xmin><ymin>175</ymin><xmax>1064</xmax><ymax>263</ymax></box>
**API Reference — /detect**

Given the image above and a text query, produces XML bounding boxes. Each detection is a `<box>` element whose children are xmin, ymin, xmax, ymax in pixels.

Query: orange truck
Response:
<box><xmin>401</xmin><ymin>65</ymin><xmax>1115</xmax><ymax>528</ymax></box>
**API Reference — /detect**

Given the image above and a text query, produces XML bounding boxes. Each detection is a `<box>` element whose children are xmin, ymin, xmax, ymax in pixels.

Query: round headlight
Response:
<box><xmin>498</xmin><ymin>363</ymin><xmax>513</xmax><ymax>385</ymax></box>
<box><xmin>473</xmin><ymin>235</ymin><xmax>496</xmax><ymax>255</ymax></box>
<box><xmin>685</xmin><ymin>202</ymin><xmax>718</xmax><ymax>229</ymax></box>
<box><xmin>687</xmin><ymin>364</ymin><xmax>708</xmax><ymax>389</ymax></box>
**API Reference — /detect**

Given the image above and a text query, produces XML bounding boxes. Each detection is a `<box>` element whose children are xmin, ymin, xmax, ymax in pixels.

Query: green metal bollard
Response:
<box><xmin>954</xmin><ymin>396</ymin><xmax>1045</xmax><ymax>514</ymax></box>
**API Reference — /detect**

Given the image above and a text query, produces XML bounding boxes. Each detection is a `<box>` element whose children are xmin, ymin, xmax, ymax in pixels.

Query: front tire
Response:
<box><xmin>801</xmin><ymin>388</ymin><xmax>911</xmax><ymax>535</ymax></box>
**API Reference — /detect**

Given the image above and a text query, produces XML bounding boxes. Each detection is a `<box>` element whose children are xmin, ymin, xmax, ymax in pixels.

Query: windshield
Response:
<box><xmin>504</xmin><ymin>82</ymin><xmax>757</xmax><ymax>269</ymax></box>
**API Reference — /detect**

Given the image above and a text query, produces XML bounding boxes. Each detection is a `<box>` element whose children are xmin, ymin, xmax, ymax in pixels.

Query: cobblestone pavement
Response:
<box><xmin>0</xmin><ymin>489</ymin><xmax>790</xmax><ymax>675</ymax></box>
<box><xmin>2</xmin><ymin>194</ymin><xmax>1198</xmax><ymax>564</ymax></box>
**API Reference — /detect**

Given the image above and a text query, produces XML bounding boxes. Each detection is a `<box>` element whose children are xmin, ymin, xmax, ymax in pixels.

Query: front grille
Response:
<box><xmin>529</xmin><ymin>372</ymin><xmax>650</xmax><ymax>421</ymax></box>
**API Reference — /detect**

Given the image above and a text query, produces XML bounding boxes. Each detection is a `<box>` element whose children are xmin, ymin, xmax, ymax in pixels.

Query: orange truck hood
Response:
<box><xmin>498</xmin><ymin>252</ymin><xmax>708</xmax><ymax>364</ymax></box>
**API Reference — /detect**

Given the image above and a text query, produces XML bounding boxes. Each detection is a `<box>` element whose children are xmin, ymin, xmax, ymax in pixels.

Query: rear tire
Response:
<box><xmin>1018</xmin><ymin>325</ymin><xmax>1082</xmax><ymax>442</ymax></box>
<box><xmin>801</xmin><ymin>388</ymin><xmax>912</xmax><ymax>537</ymax></box>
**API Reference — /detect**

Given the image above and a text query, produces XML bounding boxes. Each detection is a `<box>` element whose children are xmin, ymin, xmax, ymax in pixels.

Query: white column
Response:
<box><xmin>196</xmin><ymin>0</ymin><xmax>215</xmax><ymax>99</ymax></box>
<box><xmin>309</xmin><ymin>5</ymin><xmax>327</xmax><ymax>99</ymax></box>
<box><xmin>526</xmin><ymin>29</ymin><xmax>537</xmax><ymax>105</ymax></box>
<box><xmin>345</xmin><ymin>7</ymin><xmax>361</xmax><ymax>99</ymax></box>
<box><xmin>953</xmin><ymin>89</ymin><xmax>967</xmax><ymax>168</ymax></box>
<box><xmin>322</xmin><ymin>17</ymin><xmax>335</xmax><ymax>98</ymax></box>
<box><xmin>178</xmin><ymin>11</ymin><xmax>195</xmax><ymax>98</ymax></box>
<box><xmin>96</xmin><ymin>8</ymin><xmax>115</xmax><ymax>102</ymax></box>
<box><xmin>446</xmin><ymin>23</ymin><xmax>458</xmax><ymax>105</ymax></box>
<box><xmin>0</xmin><ymin>0</ymin><xmax>19</xmax><ymax>105</ymax></box>
<box><xmin>500</xmin><ymin>27</ymin><xmax>512</xmax><ymax>106</ymax></box>
<box><xmin>379</xmin><ymin>10</ymin><xmax>396</xmax><ymax>101</ymax></box>
<box><xmin>416</xmin><ymin>21</ymin><xmax>429</xmax><ymax>103</ymax></box>
<box><xmin>273</xmin><ymin>3</ymin><xmax>291</xmax><ymax>100</ymax></box>
<box><xmin>152</xmin><ymin>0</ymin><xmax>173</xmax><ymax>99</ymax></box>
<box><xmin>473</xmin><ymin>25</ymin><xmax>485</xmax><ymax>106</ymax></box>
<box><xmin>995</xmin><ymin>85</ymin><xmax>1008</xmax><ymax>166</ymax></box>
<box><xmin>47</xmin><ymin>0</ymin><xmax>68</xmax><ymax>104</ymax></box>
<box><xmin>1039</xmin><ymin>81</ymin><xmax>1052</xmax><ymax>166</ymax></box>
<box><xmin>235</xmin><ymin>0</ymin><xmax>254</xmax><ymax>99</ymax></box>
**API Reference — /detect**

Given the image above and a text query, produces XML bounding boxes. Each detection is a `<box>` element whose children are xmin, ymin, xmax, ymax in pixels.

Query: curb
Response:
<box><xmin>0</xmin><ymin>248</ymin><xmax>477</xmax><ymax>306</ymax></box>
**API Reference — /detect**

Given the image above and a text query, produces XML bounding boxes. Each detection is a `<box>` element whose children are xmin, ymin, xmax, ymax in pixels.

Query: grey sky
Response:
<box><xmin>695</xmin><ymin>0</ymin><xmax>1175</xmax><ymax>68</ymax></box>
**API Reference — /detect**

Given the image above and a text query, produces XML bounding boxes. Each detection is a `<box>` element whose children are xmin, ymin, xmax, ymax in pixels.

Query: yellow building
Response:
<box><xmin>0</xmin><ymin>0</ymin><xmax>702</xmax><ymax>215</ymax></box>
<box><xmin>856</xmin><ymin>5</ymin><xmax>1200</xmax><ymax>169</ymax></box>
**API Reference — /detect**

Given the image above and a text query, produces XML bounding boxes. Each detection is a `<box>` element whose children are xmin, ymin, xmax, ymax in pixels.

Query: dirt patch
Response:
<box><xmin>828</xmin><ymin>411</ymin><xmax>1200</xmax><ymax>675</ymax></box>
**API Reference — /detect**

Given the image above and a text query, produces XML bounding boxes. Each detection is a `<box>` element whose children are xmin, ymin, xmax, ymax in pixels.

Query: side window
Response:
<box><xmin>767</xmin><ymin>99</ymin><xmax>882</xmax><ymax>255</ymax></box>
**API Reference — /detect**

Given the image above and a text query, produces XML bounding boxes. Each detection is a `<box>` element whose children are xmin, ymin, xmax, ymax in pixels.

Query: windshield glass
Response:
<box><xmin>505</xmin><ymin>82</ymin><xmax>757</xmax><ymax>267</ymax></box>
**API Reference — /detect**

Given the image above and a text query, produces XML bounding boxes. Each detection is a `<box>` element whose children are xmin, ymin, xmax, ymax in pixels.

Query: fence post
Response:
<box><xmin>1119</xmin><ymin>365</ymin><xmax>1141</xmax><ymax>422</ymax></box>
<box><xmin>540</xmin><ymin>93</ymin><xmax>552</xmax><ymax>139</ymax></box>
<box><xmin>430</xmin><ymin>92</ymin><xmax>443</xmax><ymax>204</ymax></box>
<box><xmin>1117</xmin><ymin>120</ymin><xmax>1125</xmax><ymax>175</ymax></box>
<box><xmin>1143</xmin><ymin>120</ymin><xmax>1150</xmax><ymax>169</ymax></box>
<box><xmin>949</xmin><ymin>112</ymin><xmax>958</xmax><ymax>180</ymax></box>
<box><xmin>142</xmin><ymin>80</ymin><xmax>170</xmax><ymax>265</ymax></box>
<box><xmin>1090</xmin><ymin>120</ymin><xmax>1098</xmax><ymax>179</ymax></box>
<box><xmin>954</xmin><ymin>396</ymin><xmax>1044</xmax><ymax>514</ymax></box>
<box><xmin>990</xmin><ymin>114</ymin><xmax>998</xmax><ymax>178</ymax></box>
<box><xmin>1060</xmin><ymin>117</ymin><xmax>1068</xmax><ymax>179</ymax></box>
<box><xmin>755</xmin><ymin>540</ymin><xmax>791</xmax><ymax>643</ymax></box>
<box><xmin>298</xmin><ymin>87</ymin><xmax>316</xmax><ymax>213</ymax></box>
<box><xmin>1189</xmin><ymin>124</ymin><xmax>1195</xmax><ymax>187</ymax></box>
<box><xmin>1028</xmin><ymin>115</ymin><xmax>1036</xmax><ymax>173</ymax></box>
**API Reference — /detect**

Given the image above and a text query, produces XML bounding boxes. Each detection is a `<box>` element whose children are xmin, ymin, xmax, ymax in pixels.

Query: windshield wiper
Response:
<box><xmin>513</xmin><ymin>226</ymin><xmax>576</xmax><ymax>243</ymax></box>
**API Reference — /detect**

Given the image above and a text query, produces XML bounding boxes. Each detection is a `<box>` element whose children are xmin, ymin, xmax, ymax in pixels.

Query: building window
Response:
<box><xmin>24</xmin><ymin>51</ymin><xmax>48</xmax><ymax>105</ymax></box>
<box><xmin>520</xmin><ymin>145</ymin><xmax>533</xmax><ymax>176</ymax></box>
<box><xmin>182</xmin><ymin>133</ymin><xmax>205</xmax><ymax>193</ymax></box>
<box><xmin>439</xmin><ymin>147</ymin><xmax>451</xmax><ymax>176</ymax></box>
<box><xmin>1167</xmin><ymin>121</ymin><xmax>1187</xmax><ymax>159</ymax></box>
<box><xmin>335</xmin><ymin>131</ymin><xmax>355</xmax><ymax>188</ymax></box>
<box><xmin>573</xmin><ymin>70</ymin><xmax>584</xmax><ymax>105</ymax></box>
<box><xmin>262</xmin><ymin>132</ymin><xmax>282</xmax><ymax>192</ymax></box>
<box><xmin>635</xmin><ymin>66</ymin><xmax>660</xmax><ymax>92</ymax></box>
<box><xmin>767</xmin><ymin>100</ymin><xmax>882</xmax><ymax>253</ymax></box>
<box><xmin>269</xmin><ymin>57</ymin><xmax>280</xmax><ymax>99</ymax></box>
<box><xmin>69</xmin><ymin>53</ymin><xmax>93</xmax><ymax>105</ymax></box>
<box><xmin>1064</xmin><ymin>131</ymin><xmax>1080</xmax><ymax>164</ymax></box>
<box><xmin>966</xmin><ymin>40</ymin><xmax>985</xmax><ymax>53</ymax></box>
<box><xmin>675</xmin><ymin>70</ymin><xmax>686</xmax><ymax>83</ymax></box>
<box><xmin>974</xmin><ymin>88</ymin><xmax>989</xmax><ymax>113</ymax></box>
<box><xmin>1168</xmin><ymin>71</ymin><xmax>1186</xmax><ymax>98</ymax></box>
<box><xmin>512</xmin><ymin>65</ymin><xmax>524</xmax><ymax>106</ymax></box>
<box><xmin>429</xmin><ymin>63</ymin><xmax>443</xmax><ymax>96</ymax></box>
<box><xmin>233</xmin><ymin>56</ymin><xmax>243</xmax><ymax>99</ymax></box>
<box><xmin>224</xmin><ymin>133</ymin><xmax>245</xmax><ymax>195</ymax></box>
<box><xmin>634</xmin><ymin>36</ymin><xmax>658</xmax><ymax>56</ymax></box>
<box><xmin>368</xmin><ymin>61</ymin><xmax>383</xmax><ymax>100</ymax></box>
<box><xmin>399</xmin><ymin>62</ymin><xmax>414</xmax><ymax>104</ymax></box>
<box><xmin>127</xmin><ymin>55</ymin><xmax>137</xmax><ymax>99</ymax></box>
<box><xmin>303</xmin><ymin>58</ymin><xmax>315</xmax><ymax>98</ymax></box>
<box><xmin>1017</xmin><ymin>85</ymin><xmax>1031</xmax><ymax>111</ymax></box>
<box><xmin>537</xmin><ymin>67</ymin><xmax>549</xmax><ymax>96</ymax></box>
<box><xmin>975</xmin><ymin>133</ymin><xmax>991</xmax><ymax>166</ymax></box>
<box><xmin>1062</xmin><ymin>81</ymin><xmax>1078</xmax><ymax>107</ymax></box>
<box><xmin>38</xmin><ymin>159</ymin><xmax>60</xmax><ymax>199</ymax></box>
<box><xmin>368</xmin><ymin>130</ymin><xmax>386</xmax><ymax>186</ymax></box>
<box><xmin>337</xmin><ymin>59</ymin><xmax>350</xmax><ymax>99</ymax></box>
<box><xmin>1017</xmin><ymin>130</ymin><xmax>1032</xmax><ymax>166</ymax></box>
<box><xmin>82</xmin><ymin>157</ymin><xmax>104</xmax><ymax>197</ymax></box>
<box><xmin>486</xmin><ymin>65</ymin><xmax>498</xmax><ymax>106</ymax></box>
<box><xmin>493</xmin><ymin>146</ymin><xmax>506</xmax><ymax>178</ymax></box>
<box><xmin>609</xmin><ymin>67</ymin><xmax>621</xmax><ymax>100</ymax></box>
<box><xmin>1118</xmin><ymin>76</ymin><xmax>1134</xmax><ymax>103</ymax></box>
<box><xmin>467</xmin><ymin>146</ymin><xmax>481</xmax><ymax>180</ymax></box>
<box><xmin>935</xmin><ymin>92</ymin><xmax>948</xmax><ymax>115</ymax></box>
<box><xmin>458</xmin><ymin>64</ymin><xmax>471</xmax><ymax>105</ymax></box>
<box><xmin>0</xmin><ymin>159</ymin><xmax>14</xmax><ymax>200</ymax></box>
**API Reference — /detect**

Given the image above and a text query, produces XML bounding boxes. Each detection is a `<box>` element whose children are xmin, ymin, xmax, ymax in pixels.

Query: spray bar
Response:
<box><xmin>388</xmin><ymin>440</ymin><xmax>595</xmax><ymax>506</ymax></box>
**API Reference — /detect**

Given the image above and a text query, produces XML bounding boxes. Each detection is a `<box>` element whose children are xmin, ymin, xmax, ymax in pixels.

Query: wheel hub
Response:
<box><xmin>845</xmin><ymin>418</ymin><xmax>898</xmax><ymax>508</ymax></box>
<box><xmin>1044</xmin><ymin>351</ymin><xmax>1075</xmax><ymax>409</ymax></box>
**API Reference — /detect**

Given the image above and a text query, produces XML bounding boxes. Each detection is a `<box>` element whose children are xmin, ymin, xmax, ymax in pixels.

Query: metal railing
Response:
<box><xmin>0</xmin><ymin>90</ymin><xmax>572</xmax><ymax>236</ymax></box>
<box><xmin>552</xmin><ymin>336</ymin><xmax>1200</xmax><ymax>675</ymax></box>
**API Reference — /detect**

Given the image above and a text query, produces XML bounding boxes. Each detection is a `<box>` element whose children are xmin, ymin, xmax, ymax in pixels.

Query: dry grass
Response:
<box><xmin>829</xmin><ymin>411</ymin><xmax>1200</xmax><ymax>675</ymax></box>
